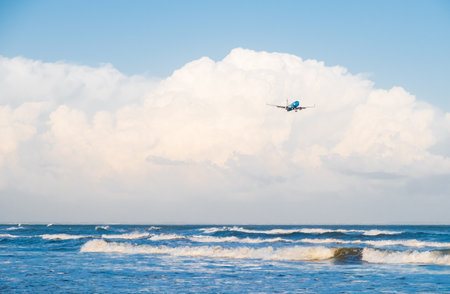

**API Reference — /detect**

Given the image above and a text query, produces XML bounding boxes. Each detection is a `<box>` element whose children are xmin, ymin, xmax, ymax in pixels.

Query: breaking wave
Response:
<box><xmin>41</xmin><ymin>234</ymin><xmax>91</xmax><ymax>240</ymax></box>
<box><xmin>102</xmin><ymin>232</ymin><xmax>150</xmax><ymax>240</ymax></box>
<box><xmin>200</xmin><ymin>226</ymin><xmax>402</xmax><ymax>236</ymax></box>
<box><xmin>80</xmin><ymin>240</ymin><xmax>450</xmax><ymax>266</ymax></box>
<box><xmin>95</xmin><ymin>226</ymin><xmax>110</xmax><ymax>231</ymax></box>
<box><xmin>362</xmin><ymin>248</ymin><xmax>450</xmax><ymax>266</ymax></box>
<box><xmin>80</xmin><ymin>240</ymin><xmax>335</xmax><ymax>261</ymax></box>
<box><xmin>147</xmin><ymin>226</ymin><xmax>161</xmax><ymax>231</ymax></box>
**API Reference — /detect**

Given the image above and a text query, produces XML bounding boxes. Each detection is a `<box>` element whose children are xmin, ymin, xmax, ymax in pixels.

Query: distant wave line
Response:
<box><xmin>199</xmin><ymin>226</ymin><xmax>403</xmax><ymax>236</ymax></box>
<box><xmin>4</xmin><ymin>232</ymin><xmax>450</xmax><ymax>249</ymax></box>
<box><xmin>0</xmin><ymin>234</ymin><xmax>18</xmax><ymax>238</ymax></box>
<box><xmin>192</xmin><ymin>235</ymin><xmax>450</xmax><ymax>248</ymax></box>
<box><xmin>300</xmin><ymin>238</ymin><xmax>450</xmax><ymax>248</ymax></box>
<box><xmin>5</xmin><ymin>226</ymin><xmax>24</xmax><ymax>231</ymax></box>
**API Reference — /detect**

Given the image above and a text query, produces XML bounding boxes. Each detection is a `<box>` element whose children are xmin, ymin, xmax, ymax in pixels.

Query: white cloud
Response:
<box><xmin>0</xmin><ymin>56</ymin><xmax>156</xmax><ymax>112</ymax></box>
<box><xmin>1</xmin><ymin>49</ymin><xmax>449</xmax><ymax>223</ymax></box>
<box><xmin>0</xmin><ymin>103</ymin><xmax>43</xmax><ymax>166</ymax></box>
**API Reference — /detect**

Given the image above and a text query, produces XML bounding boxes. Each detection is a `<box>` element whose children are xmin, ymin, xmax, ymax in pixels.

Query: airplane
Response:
<box><xmin>267</xmin><ymin>100</ymin><xmax>315</xmax><ymax>112</ymax></box>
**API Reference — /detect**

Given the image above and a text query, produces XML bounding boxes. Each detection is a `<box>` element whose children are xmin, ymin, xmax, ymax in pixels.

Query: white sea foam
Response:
<box><xmin>149</xmin><ymin>234</ymin><xmax>186</xmax><ymax>241</ymax></box>
<box><xmin>102</xmin><ymin>232</ymin><xmax>150</xmax><ymax>240</ymax></box>
<box><xmin>199</xmin><ymin>227</ymin><xmax>403</xmax><ymax>236</ymax></box>
<box><xmin>80</xmin><ymin>240</ymin><xmax>336</xmax><ymax>261</ymax></box>
<box><xmin>0</xmin><ymin>234</ymin><xmax>18</xmax><ymax>238</ymax></box>
<box><xmin>41</xmin><ymin>234</ymin><xmax>91</xmax><ymax>240</ymax></box>
<box><xmin>362</xmin><ymin>248</ymin><xmax>450</xmax><ymax>266</ymax></box>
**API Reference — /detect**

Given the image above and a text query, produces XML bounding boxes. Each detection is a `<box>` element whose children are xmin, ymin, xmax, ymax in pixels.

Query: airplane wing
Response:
<box><xmin>296</xmin><ymin>105</ymin><xmax>315</xmax><ymax>110</ymax></box>
<box><xmin>266</xmin><ymin>103</ymin><xmax>287</xmax><ymax>109</ymax></box>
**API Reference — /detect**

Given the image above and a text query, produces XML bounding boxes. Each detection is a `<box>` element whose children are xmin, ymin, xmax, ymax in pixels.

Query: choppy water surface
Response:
<box><xmin>1</xmin><ymin>225</ymin><xmax>449</xmax><ymax>293</ymax></box>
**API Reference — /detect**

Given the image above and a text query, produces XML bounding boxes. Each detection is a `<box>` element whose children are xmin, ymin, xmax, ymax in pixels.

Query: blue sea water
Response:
<box><xmin>0</xmin><ymin>225</ymin><xmax>449</xmax><ymax>293</ymax></box>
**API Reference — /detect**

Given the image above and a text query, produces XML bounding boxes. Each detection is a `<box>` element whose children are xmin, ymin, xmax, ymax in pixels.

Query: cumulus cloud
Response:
<box><xmin>1</xmin><ymin>49</ymin><xmax>449</xmax><ymax>223</ymax></box>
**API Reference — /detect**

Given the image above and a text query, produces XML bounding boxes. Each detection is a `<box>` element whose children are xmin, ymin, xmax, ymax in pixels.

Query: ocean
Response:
<box><xmin>1</xmin><ymin>224</ymin><xmax>449</xmax><ymax>293</ymax></box>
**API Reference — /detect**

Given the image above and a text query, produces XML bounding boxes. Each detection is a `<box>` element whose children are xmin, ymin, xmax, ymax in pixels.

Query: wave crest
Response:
<box><xmin>0</xmin><ymin>233</ymin><xmax>18</xmax><ymax>238</ymax></box>
<box><xmin>6</xmin><ymin>226</ymin><xmax>23</xmax><ymax>231</ymax></box>
<box><xmin>101</xmin><ymin>232</ymin><xmax>150</xmax><ymax>240</ymax></box>
<box><xmin>148</xmin><ymin>226</ymin><xmax>161</xmax><ymax>231</ymax></box>
<box><xmin>149</xmin><ymin>234</ymin><xmax>186</xmax><ymax>241</ymax></box>
<box><xmin>363</xmin><ymin>229</ymin><xmax>402</xmax><ymax>236</ymax></box>
<box><xmin>95</xmin><ymin>226</ymin><xmax>110</xmax><ymax>231</ymax></box>
<box><xmin>41</xmin><ymin>234</ymin><xmax>91</xmax><ymax>240</ymax></box>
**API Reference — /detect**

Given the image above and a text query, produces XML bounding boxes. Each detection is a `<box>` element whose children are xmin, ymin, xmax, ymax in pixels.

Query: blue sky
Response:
<box><xmin>1</xmin><ymin>1</ymin><xmax>450</xmax><ymax>223</ymax></box>
<box><xmin>1</xmin><ymin>0</ymin><xmax>449</xmax><ymax>109</ymax></box>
